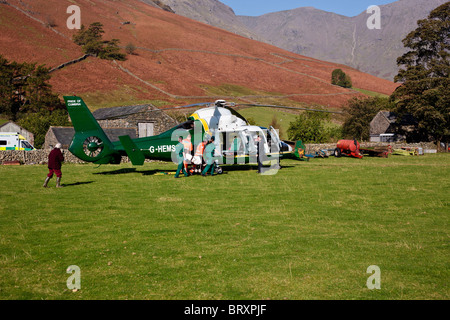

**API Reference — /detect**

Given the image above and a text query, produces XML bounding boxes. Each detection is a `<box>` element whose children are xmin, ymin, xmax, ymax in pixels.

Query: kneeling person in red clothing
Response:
<box><xmin>43</xmin><ymin>143</ymin><xmax>65</xmax><ymax>188</ymax></box>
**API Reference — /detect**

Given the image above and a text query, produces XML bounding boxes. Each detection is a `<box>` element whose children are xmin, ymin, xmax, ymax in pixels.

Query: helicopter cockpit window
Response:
<box><xmin>175</xmin><ymin>120</ymin><xmax>195</xmax><ymax>130</ymax></box>
<box><xmin>246</xmin><ymin>134</ymin><xmax>257</xmax><ymax>153</ymax></box>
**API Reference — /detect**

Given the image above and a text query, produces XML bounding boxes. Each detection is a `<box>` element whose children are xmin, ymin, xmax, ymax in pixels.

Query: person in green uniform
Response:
<box><xmin>202</xmin><ymin>136</ymin><xmax>216</xmax><ymax>176</ymax></box>
<box><xmin>175</xmin><ymin>136</ymin><xmax>189</xmax><ymax>178</ymax></box>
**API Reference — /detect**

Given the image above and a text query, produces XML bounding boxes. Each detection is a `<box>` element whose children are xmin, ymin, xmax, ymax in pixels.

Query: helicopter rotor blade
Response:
<box><xmin>237</xmin><ymin>104</ymin><xmax>343</xmax><ymax>114</ymax></box>
<box><xmin>137</xmin><ymin>102</ymin><xmax>214</xmax><ymax>114</ymax></box>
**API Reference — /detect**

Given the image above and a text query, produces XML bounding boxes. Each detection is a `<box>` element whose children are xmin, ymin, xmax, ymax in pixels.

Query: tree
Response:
<box><xmin>73</xmin><ymin>23</ymin><xmax>126</xmax><ymax>60</ymax></box>
<box><xmin>0</xmin><ymin>55</ymin><xmax>64</xmax><ymax>121</ymax></box>
<box><xmin>125</xmin><ymin>43</ymin><xmax>137</xmax><ymax>55</ymax></box>
<box><xmin>269</xmin><ymin>114</ymin><xmax>284</xmax><ymax>139</ymax></box>
<box><xmin>391</xmin><ymin>2</ymin><xmax>449</xmax><ymax>148</ymax></box>
<box><xmin>331</xmin><ymin>69</ymin><xmax>352</xmax><ymax>88</ymax></box>
<box><xmin>342</xmin><ymin>96</ymin><xmax>395</xmax><ymax>141</ymax></box>
<box><xmin>99</xmin><ymin>39</ymin><xmax>126</xmax><ymax>61</ymax></box>
<box><xmin>17</xmin><ymin>109</ymin><xmax>71</xmax><ymax>148</ymax></box>
<box><xmin>287</xmin><ymin>110</ymin><xmax>332</xmax><ymax>143</ymax></box>
<box><xmin>73</xmin><ymin>22</ymin><xmax>104</xmax><ymax>56</ymax></box>
<box><xmin>0</xmin><ymin>55</ymin><xmax>69</xmax><ymax>148</ymax></box>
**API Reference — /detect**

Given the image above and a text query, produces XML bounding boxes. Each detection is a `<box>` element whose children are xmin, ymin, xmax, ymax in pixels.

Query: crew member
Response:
<box><xmin>256</xmin><ymin>135</ymin><xmax>263</xmax><ymax>174</ymax></box>
<box><xmin>43</xmin><ymin>143</ymin><xmax>65</xmax><ymax>188</ymax></box>
<box><xmin>182</xmin><ymin>134</ymin><xmax>193</xmax><ymax>173</ymax></box>
<box><xmin>192</xmin><ymin>139</ymin><xmax>207</xmax><ymax>174</ymax></box>
<box><xmin>175</xmin><ymin>136</ymin><xmax>188</xmax><ymax>178</ymax></box>
<box><xmin>202</xmin><ymin>136</ymin><xmax>216</xmax><ymax>176</ymax></box>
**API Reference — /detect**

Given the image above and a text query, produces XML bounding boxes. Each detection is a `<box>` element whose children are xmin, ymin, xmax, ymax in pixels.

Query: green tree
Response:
<box><xmin>342</xmin><ymin>96</ymin><xmax>395</xmax><ymax>141</ymax></box>
<box><xmin>0</xmin><ymin>55</ymin><xmax>64</xmax><ymax>121</ymax></box>
<box><xmin>0</xmin><ymin>55</ymin><xmax>68</xmax><ymax>148</ymax></box>
<box><xmin>287</xmin><ymin>111</ymin><xmax>332</xmax><ymax>143</ymax></box>
<box><xmin>73</xmin><ymin>23</ymin><xmax>126</xmax><ymax>60</ymax></box>
<box><xmin>0</xmin><ymin>55</ymin><xmax>17</xmax><ymax>119</ymax></box>
<box><xmin>99</xmin><ymin>39</ymin><xmax>126</xmax><ymax>61</ymax></box>
<box><xmin>17</xmin><ymin>109</ymin><xmax>71</xmax><ymax>149</ymax></box>
<box><xmin>391</xmin><ymin>2</ymin><xmax>449</xmax><ymax>147</ymax></box>
<box><xmin>331</xmin><ymin>69</ymin><xmax>352</xmax><ymax>88</ymax></box>
<box><xmin>73</xmin><ymin>22</ymin><xmax>105</xmax><ymax>56</ymax></box>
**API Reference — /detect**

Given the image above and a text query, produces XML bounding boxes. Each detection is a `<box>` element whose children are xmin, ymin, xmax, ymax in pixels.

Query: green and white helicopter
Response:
<box><xmin>63</xmin><ymin>96</ymin><xmax>311</xmax><ymax>172</ymax></box>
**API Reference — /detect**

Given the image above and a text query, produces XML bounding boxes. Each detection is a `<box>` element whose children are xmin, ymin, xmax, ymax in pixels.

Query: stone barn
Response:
<box><xmin>0</xmin><ymin>121</ymin><xmax>34</xmax><ymax>145</ymax></box>
<box><xmin>91</xmin><ymin>104</ymin><xmax>178</xmax><ymax>138</ymax></box>
<box><xmin>370</xmin><ymin>111</ymin><xmax>417</xmax><ymax>142</ymax></box>
<box><xmin>43</xmin><ymin>127</ymin><xmax>137</xmax><ymax>150</ymax></box>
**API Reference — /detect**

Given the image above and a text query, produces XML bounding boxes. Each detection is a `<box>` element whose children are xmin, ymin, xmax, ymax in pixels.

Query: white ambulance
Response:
<box><xmin>0</xmin><ymin>132</ymin><xmax>36</xmax><ymax>151</ymax></box>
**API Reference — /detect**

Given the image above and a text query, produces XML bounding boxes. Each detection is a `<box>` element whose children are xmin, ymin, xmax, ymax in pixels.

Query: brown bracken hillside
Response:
<box><xmin>0</xmin><ymin>0</ymin><xmax>399</xmax><ymax>110</ymax></box>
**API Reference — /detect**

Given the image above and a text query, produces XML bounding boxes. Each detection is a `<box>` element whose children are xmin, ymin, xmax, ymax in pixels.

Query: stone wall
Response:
<box><xmin>0</xmin><ymin>141</ymin><xmax>441</xmax><ymax>165</ymax></box>
<box><xmin>0</xmin><ymin>150</ymin><xmax>150</xmax><ymax>165</ymax></box>
<box><xmin>304</xmin><ymin>141</ymin><xmax>438</xmax><ymax>154</ymax></box>
<box><xmin>0</xmin><ymin>149</ymin><xmax>86</xmax><ymax>165</ymax></box>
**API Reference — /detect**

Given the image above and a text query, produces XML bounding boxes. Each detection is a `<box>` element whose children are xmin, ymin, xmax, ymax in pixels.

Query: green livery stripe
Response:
<box><xmin>0</xmin><ymin>147</ymin><xmax>19</xmax><ymax>150</ymax></box>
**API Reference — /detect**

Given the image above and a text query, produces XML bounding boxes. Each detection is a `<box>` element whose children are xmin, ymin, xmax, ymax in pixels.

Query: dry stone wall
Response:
<box><xmin>0</xmin><ymin>149</ymin><xmax>86</xmax><ymax>165</ymax></box>
<box><xmin>0</xmin><ymin>141</ymin><xmax>439</xmax><ymax>165</ymax></box>
<box><xmin>304</xmin><ymin>142</ymin><xmax>437</xmax><ymax>154</ymax></box>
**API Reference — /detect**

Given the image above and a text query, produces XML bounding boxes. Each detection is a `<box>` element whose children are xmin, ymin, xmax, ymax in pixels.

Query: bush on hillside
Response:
<box><xmin>331</xmin><ymin>69</ymin><xmax>352</xmax><ymax>88</ymax></box>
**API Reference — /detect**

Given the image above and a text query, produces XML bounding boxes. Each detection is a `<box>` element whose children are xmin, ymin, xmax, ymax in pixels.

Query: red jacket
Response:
<box><xmin>48</xmin><ymin>148</ymin><xmax>64</xmax><ymax>169</ymax></box>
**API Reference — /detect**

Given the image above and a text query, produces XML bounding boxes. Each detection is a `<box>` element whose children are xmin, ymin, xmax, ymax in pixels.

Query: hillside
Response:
<box><xmin>0</xmin><ymin>0</ymin><xmax>398</xmax><ymax>112</ymax></box>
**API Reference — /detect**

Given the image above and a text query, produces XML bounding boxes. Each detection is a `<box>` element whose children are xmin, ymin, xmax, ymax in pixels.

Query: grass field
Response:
<box><xmin>0</xmin><ymin>154</ymin><xmax>448</xmax><ymax>300</ymax></box>
<box><xmin>353</xmin><ymin>88</ymin><xmax>389</xmax><ymax>98</ymax></box>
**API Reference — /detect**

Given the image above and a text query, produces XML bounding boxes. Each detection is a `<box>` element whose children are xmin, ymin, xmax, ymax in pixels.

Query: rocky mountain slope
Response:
<box><xmin>239</xmin><ymin>0</ymin><xmax>448</xmax><ymax>81</ymax></box>
<box><xmin>158</xmin><ymin>0</ymin><xmax>446</xmax><ymax>81</ymax></box>
<box><xmin>156</xmin><ymin>0</ymin><xmax>262</xmax><ymax>40</ymax></box>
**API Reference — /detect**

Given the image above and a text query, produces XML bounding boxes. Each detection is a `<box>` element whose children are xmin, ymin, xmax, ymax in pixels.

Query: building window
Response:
<box><xmin>138</xmin><ymin>123</ymin><xmax>154</xmax><ymax>137</ymax></box>
<box><xmin>380</xmin><ymin>133</ymin><xmax>395</xmax><ymax>142</ymax></box>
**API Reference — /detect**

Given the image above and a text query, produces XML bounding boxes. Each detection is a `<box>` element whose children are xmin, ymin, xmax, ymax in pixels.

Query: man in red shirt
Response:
<box><xmin>43</xmin><ymin>143</ymin><xmax>65</xmax><ymax>188</ymax></box>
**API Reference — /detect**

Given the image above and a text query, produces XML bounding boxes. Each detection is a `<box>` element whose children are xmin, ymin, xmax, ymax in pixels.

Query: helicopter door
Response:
<box><xmin>269</xmin><ymin>126</ymin><xmax>281</xmax><ymax>151</ymax></box>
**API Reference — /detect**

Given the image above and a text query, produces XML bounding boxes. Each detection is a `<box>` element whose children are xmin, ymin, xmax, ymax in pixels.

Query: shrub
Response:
<box><xmin>331</xmin><ymin>69</ymin><xmax>352</xmax><ymax>88</ymax></box>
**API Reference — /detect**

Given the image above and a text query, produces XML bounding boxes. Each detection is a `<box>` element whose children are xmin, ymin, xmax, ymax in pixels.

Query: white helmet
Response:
<box><xmin>55</xmin><ymin>143</ymin><xmax>62</xmax><ymax>149</ymax></box>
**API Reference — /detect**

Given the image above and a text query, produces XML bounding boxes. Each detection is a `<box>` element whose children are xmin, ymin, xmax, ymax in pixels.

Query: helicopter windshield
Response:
<box><xmin>174</xmin><ymin>120</ymin><xmax>194</xmax><ymax>130</ymax></box>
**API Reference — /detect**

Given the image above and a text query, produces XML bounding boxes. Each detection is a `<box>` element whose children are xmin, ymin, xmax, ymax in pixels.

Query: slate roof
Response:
<box><xmin>49</xmin><ymin>127</ymin><xmax>137</xmax><ymax>146</ymax></box>
<box><xmin>380</xmin><ymin>111</ymin><xmax>417</xmax><ymax>126</ymax></box>
<box><xmin>0</xmin><ymin>121</ymin><xmax>32</xmax><ymax>134</ymax></box>
<box><xmin>381</xmin><ymin>111</ymin><xmax>397</xmax><ymax>123</ymax></box>
<box><xmin>92</xmin><ymin>105</ymin><xmax>152</xmax><ymax>120</ymax></box>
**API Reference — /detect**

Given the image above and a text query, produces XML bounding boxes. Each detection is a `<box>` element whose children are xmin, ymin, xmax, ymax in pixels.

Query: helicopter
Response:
<box><xmin>63</xmin><ymin>96</ymin><xmax>311</xmax><ymax>173</ymax></box>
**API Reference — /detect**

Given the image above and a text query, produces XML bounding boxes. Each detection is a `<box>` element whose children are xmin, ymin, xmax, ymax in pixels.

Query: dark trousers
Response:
<box><xmin>202</xmin><ymin>163</ymin><xmax>215</xmax><ymax>175</ymax></box>
<box><xmin>175</xmin><ymin>162</ymin><xmax>188</xmax><ymax>177</ymax></box>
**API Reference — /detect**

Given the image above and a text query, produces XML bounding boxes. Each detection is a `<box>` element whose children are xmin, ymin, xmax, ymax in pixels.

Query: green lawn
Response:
<box><xmin>0</xmin><ymin>154</ymin><xmax>448</xmax><ymax>299</ymax></box>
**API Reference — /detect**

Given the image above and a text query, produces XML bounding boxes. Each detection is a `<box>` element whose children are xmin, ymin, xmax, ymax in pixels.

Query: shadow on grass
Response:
<box><xmin>93</xmin><ymin>168</ymin><xmax>137</xmax><ymax>175</ymax></box>
<box><xmin>93</xmin><ymin>168</ymin><xmax>175</xmax><ymax>176</ymax></box>
<box><xmin>221</xmin><ymin>164</ymin><xmax>293</xmax><ymax>172</ymax></box>
<box><xmin>61</xmin><ymin>181</ymin><xmax>94</xmax><ymax>187</ymax></box>
<box><xmin>91</xmin><ymin>164</ymin><xmax>294</xmax><ymax>176</ymax></box>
